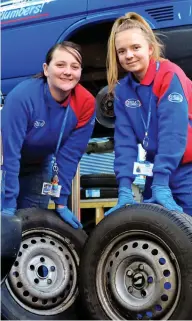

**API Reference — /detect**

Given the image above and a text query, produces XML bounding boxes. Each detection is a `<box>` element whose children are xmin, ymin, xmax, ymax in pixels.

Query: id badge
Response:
<box><xmin>133</xmin><ymin>161</ymin><xmax>154</xmax><ymax>177</ymax></box>
<box><xmin>41</xmin><ymin>182</ymin><xmax>52</xmax><ymax>195</ymax></box>
<box><xmin>50</xmin><ymin>184</ymin><xmax>62</xmax><ymax>198</ymax></box>
<box><xmin>41</xmin><ymin>182</ymin><xmax>62</xmax><ymax>197</ymax></box>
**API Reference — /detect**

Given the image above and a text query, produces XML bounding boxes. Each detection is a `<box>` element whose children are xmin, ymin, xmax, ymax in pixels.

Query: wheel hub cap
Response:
<box><xmin>96</xmin><ymin>231</ymin><xmax>181</xmax><ymax>320</ymax></box>
<box><xmin>6</xmin><ymin>229</ymin><xmax>79</xmax><ymax>315</ymax></box>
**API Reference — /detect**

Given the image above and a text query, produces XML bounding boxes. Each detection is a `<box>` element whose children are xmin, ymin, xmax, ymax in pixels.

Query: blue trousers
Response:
<box><xmin>143</xmin><ymin>162</ymin><xmax>192</xmax><ymax>216</ymax></box>
<box><xmin>17</xmin><ymin>160</ymin><xmax>52</xmax><ymax>209</ymax></box>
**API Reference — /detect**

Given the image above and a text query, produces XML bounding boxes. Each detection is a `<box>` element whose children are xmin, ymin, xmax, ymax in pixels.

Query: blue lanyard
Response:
<box><xmin>44</xmin><ymin>83</ymin><xmax>70</xmax><ymax>175</ymax></box>
<box><xmin>140</xmin><ymin>93</ymin><xmax>152</xmax><ymax>149</ymax></box>
<box><xmin>140</xmin><ymin>61</ymin><xmax>160</xmax><ymax>149</ymax></box>
<box><xmin>52</xmin><ymin>106</ymin><xmax>70</xmax><ymax>174</ymax></box>
<box><xmin>55</xmin><ymin>106</ymin><xmax>70</xmax><ymax>156</ymax></box>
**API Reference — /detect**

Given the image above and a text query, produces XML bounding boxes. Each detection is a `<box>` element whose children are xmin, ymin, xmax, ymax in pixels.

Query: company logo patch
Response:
<box><xmin>34</xmin><ymin>120</ymin><xmax>45</xmax><ymax>128</ymax></box>
<box><xmin>168</xmin><ymin>92</ymin><xmax>183</xmax><ymax>103</ymax></box>
<box><xmin>125</xmin><ymin>99</ymin><xmax>141</xmax><ymax>108</ymax></box>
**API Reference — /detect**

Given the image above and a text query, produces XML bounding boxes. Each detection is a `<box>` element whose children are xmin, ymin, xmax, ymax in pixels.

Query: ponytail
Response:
<box><xmin>107</xmin><ymin>12</ymin><xmax>164</xmax><ymax>93</ymax></box>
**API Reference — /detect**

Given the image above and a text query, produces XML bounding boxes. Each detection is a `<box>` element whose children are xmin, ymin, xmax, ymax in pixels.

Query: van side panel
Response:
<box><xmin>1</xmin><ymin>0</ymin><xmax>191</xmax><ymax>95</ymax></box>
<box><xmin>1</xmin><ymin>0</ymin><xmax>87</xmax><ymax>93</ymax></box>
<box><xmin>2</xmin><ymin>18</ymin><xmax>85</xmax><ymax>78</ymax></box>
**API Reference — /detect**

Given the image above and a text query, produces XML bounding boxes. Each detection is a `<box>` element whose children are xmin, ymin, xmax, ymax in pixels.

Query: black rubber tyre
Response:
<box><xmin>1</xmin><ymin>208</ymin><xmax>87</xmax><ymax>320</ymax></box>
<box><xmin>80</xmin><ymin>173</ymin><xmax>118</xmax><ymax>188</ymax></box>
<box><xmin>1</xmin><ymin>214</ymin><xmax>22</xmax><ymax>283</ymax></box>
<box><xmin>79</xmin><ymin>204</ymin><xmax>192</xmax><ymax>320</ymax></box>
<box><xmin>80</xmin><ymin>187</ymin><xmax>118</xmax><ymax>199</ymax></box>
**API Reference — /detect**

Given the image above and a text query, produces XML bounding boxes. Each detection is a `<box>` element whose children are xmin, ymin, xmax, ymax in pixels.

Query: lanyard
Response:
<box><xmin>140</xmin><ymin>94</ymin><xmax>152</xmax><ymax>149</ymax></box>
<box><xmin>140</xmin><ymin>61</ymin><xmax>160</xmax><ymax>149</ymax></box>
<box><xmin>44</xmin><ymin>83</ymin><xmax>70</xmax><ymax>175</ymax></box>
<box><xmin>52</xmin><ymin>106</ymin><xmax>70</xmax><ymax>174</ymax></box>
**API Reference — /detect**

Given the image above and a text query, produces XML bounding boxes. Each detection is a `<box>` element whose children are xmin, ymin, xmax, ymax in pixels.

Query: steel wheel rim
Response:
<box><xmin>96</xmin><ymin>230</ymin><xmax>181</xmax><ymax>320</ymax></box>
<box><xmin>6</xmin><ymin>228</ymin><xmax>79</xmax><ymax>316</ymax></box>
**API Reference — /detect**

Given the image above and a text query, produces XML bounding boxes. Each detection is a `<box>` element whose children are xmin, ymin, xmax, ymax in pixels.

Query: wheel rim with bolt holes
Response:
<box><xmin>100</xmin><ymin>94</ymin><xmax>114</xmax><ymax>118</ymax></box>
<box><xmin>6</xmin><ymin>229</ymin><xmax>79</xmax><ymax>316</ymax></box>
<box><xmin>96</xmin><ymin>230</ymin><xmax>181</xmax><ymax>320</ymax></box>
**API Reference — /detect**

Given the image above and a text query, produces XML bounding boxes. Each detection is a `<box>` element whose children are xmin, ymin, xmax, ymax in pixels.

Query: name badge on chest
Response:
<box><xmin>41</xmin><ymin>181</ymin><xmax>62</xmax><ymax>198</ymax></box>
<box><xmin>133</xmin><ymin>161</ymin><xmax>154</xmax><ymax>177</ymax></box>
<box><xmin>41</xmin><ymin>170</ymin><xmax>62</xmax><ymax>198</ymax></box>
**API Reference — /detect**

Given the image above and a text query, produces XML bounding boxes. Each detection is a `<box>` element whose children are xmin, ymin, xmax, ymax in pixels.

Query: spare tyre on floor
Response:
<box><xmin>1</xmin><ymin>208</ymin><xmax>87</xmax><ymax>320</ymax></box>
<box><xmin>79</xmin><ymin>204</ymin><xmax>192</xmax><ymax>320</ymax></box>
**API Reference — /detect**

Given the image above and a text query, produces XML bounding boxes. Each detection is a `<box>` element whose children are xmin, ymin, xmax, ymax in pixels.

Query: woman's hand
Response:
<box><xmin>56</xmin><ymin>206</ymin><xmax>83</xmax><ymax>229</ymax></box>
<box><xmin>144</xmin><ymin>185</ymin><xmax>183</xmax><ymax>213</ymax></box>
<box><xmin>2</xmin><ymin>208</ymin><xmax>16</xmax><ymax>216</ymax></box>
<box><xmin>105</xmin><ymin>187</ymin><xmax>137</xmax><ymax>216</ymax></box>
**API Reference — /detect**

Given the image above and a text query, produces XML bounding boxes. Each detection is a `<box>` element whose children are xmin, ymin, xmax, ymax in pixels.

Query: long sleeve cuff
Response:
<box><xmin>119</xmin><ymin>177</ymin><xmax>133</xmax><ymax>189</ymax></box>
<box><xmin>52</xmin><ymin>194</ymin><xmax>68</xmax><ymax>206</ymax></box>
<box><xmin>3</xmin><ymin>198</ymin><xmax>17</xmax><ymax>209</ymax></box>
<box><xmin>152</xmin><ymin>173</ymin><xmax>170</xmax><ymax>186</ymax></box>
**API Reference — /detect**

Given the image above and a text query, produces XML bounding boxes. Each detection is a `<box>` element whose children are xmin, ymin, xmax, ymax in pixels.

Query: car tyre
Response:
<box><xmin>79</xmin><ymin>204</ymin><xmax>192</xmax><ymax>320</ymax></box>
<box><xmin>1</xmin><ymin>208</ymin><xmax>87</xmax><ymax>320</ymax></box>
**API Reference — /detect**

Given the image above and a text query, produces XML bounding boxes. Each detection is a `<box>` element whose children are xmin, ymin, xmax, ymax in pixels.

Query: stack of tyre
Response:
<box><xmin>1</xmin><ymin>204</ymin><xmax>192</xmax><ymax>320</ymax></box>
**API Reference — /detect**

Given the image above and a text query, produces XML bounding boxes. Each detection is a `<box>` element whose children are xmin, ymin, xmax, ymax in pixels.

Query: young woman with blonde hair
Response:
<box><xmin>105</xmin><ymin>12</ymin><xmax>192</xmax><ymax>216</ymax></box>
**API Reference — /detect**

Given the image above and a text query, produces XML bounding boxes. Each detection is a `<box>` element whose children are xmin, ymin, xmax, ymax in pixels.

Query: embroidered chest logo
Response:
<box><xmin>168</xmin><ymin>92</ymin><xmax>183</xmax><ymax>103</ymax></box>
<box><xmin>125</xmin><ymin>99</ymin><xmax>141</xmax><ymax>108</ymax></box>
<box><xmin>34</xmin><ymin>120</ymin><xmax>45</xmax><ymax>128</ymax></box>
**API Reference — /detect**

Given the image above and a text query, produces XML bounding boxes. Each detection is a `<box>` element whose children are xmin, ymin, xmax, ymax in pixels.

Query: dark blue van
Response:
<box><xmin>2</xmin><ymin>0</ymin><xmax>192</xmax><ymax>136</ymax></box>
<box><xmin>1</xmin><ymin>0</ymin><xmax>192</xmax><ymax>97</ymax></box>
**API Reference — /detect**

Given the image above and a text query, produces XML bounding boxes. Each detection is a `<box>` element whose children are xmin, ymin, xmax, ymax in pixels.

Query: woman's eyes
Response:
<box><xmin>56</xmin><ymin>64</ymin><xmax>79</xmax><ymax>69</ymax></box>
<box><xmin>133</xmin><ymin>46</ymin><xmax>140</xmax><ymax>50</ymax></box>
<box><xmin>71</xmin><ymin>66</ymin><xmax>79</xmax><ymax>70</ymax></box>
<box><xmin>118</xmin><ymin>46</ymin><xmax>140</xmax><ymax>54</ymax></box>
